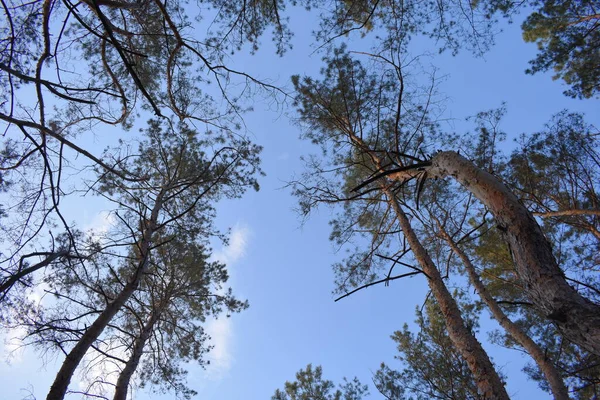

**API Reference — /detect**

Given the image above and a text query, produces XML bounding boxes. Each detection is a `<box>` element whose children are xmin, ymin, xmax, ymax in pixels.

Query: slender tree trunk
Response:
<box><xmin>113</xmin><ymin>308</ymin><xmax>162</xmax><ymax>400</ymax></box>
<box><xmin>46</xmin><ymin>191</ymin><xmax>165</xmax><ymax>400</ymax></box>
<box><xmin>437</xmin><ymin>222</ymin><xmax>570</xmax><ymax>400</ymax></box>
<box><xmin>344</xmin><ymin>129</ymin><xmax>508</xmax><ymax>398</ymax></box>
<box><xmin>399</xmin><ymin>151</ymin><xmax>600</xmax><ymax>356</ymax></box>
<box><xmin>384</xmin><ymin>188</ymin><xmax>510</xmax><ymax>400</ymax></box>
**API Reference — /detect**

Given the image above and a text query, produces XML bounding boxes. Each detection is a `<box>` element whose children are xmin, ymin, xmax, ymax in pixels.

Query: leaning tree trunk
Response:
<box><xmin>392</xmin><ymin>151</ymin><xmax>600</xmax><ymax>356</ymax></box>
<box><xmin>113</xmin><ymin>307</ymin><xmax>163</xmax><ymax>400</ymax></box>
<box><xmin>437</xmin><ymin>222</ymin><xmax>570</xmax><ymax>400</ymax></box>
<box><xmin>344</xmin><ymin>129</ymin><xmax>508</xmax><ymax>398</ymax></box>
<box><xmin>385</xmin><ymin>188</ymin><xmax>510</xmax><ymax>400</ymax></box>
<box><xmin>46</xmin><ymin>191</ymin><xmax>165</xmax><ymax>400</ymax></box>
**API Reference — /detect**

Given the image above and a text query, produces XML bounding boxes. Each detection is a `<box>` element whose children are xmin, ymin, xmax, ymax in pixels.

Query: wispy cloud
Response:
<box><xmin>212</xmin><ymin>224</ymin><xmax>250</xmax><ymax>267</ymax></box>
<box><xmin>204</xmin><ymin>224</ymin><xmax>251</xmax><ymax>380</ymax></box>
<box><xmin>2</xmin><ymin>325</ymin><xmax>27</xmax><ymax>363</ymax></box>
<box><xmin>204</xmin><ymin>317</ymin><xmax>234</xmax><ymax>379</ymax></box>
<box><xmin>85</xmin><ymin>210</ymin><xmax>116</xmax><ymax>240</ymax></box>
<box><xmin>2</xmin><ymin>283</ymin><xmax>48</xmax><ymax>364</ymax></box>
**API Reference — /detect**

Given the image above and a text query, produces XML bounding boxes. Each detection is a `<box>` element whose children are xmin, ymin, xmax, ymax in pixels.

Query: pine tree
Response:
<box><xmin>14</xmin><ymin>119</ymin><xmax>260</xmax><ymax>400</ymax></box>
<box><xmin>272</xmin><ymin>364</ymin><xmax>369</xmax><ymax>400</ymax></box>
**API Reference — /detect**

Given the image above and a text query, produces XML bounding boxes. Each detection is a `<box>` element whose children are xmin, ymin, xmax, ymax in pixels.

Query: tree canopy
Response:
<box><xmin>522</xmin><ymin>0</ymin><xmax>600</xmax><ymax>99</ymax></box>
<box><xmin>272</xmin><ymin>364</ymin><xmax>369</xmax><ymax>400</ymax></box>
<box><xmin>0</xmin><ymin>0</ymin><xmax>599</xmax><ymax>399</ymax></box>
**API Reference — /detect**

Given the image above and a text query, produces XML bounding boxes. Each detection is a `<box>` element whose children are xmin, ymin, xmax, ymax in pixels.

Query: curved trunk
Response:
<box><xmin>416</xmin><ymin>151</ymin><xmax>600</xmax><ymax>356</ymax></box>
<box><xmin>437</xmin><ymin>223</ymin><xmax>570</xmax><ymax>400</ymax></box>
<box><xmin>113</xmin><ymin>308</ymin><xmax>162</xmax><ymax>400</ymax></box>
<box><xmin>385</xmin><ymin>189</ymin><xmax>509</xmax><ymax>400</ymax></box>
<box><xmin>46</xmin><ymin>190</ymin><xmax>165</xmax><ymax>400</ymax></box>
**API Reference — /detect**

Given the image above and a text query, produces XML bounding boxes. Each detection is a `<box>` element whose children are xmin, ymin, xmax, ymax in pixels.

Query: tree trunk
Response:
<box><xmin>385</xmin><ymin>188</ymin><xmax>510</xmax><ymax>400</ymax></box>
<box><xmin>46</xmin><ymin>190</ymin><xmax>165</xmax><ymax>400</ymax></box>
<box><xmin>345</xmin><ymin>129</ymin><xmax>508</xmax><ymax>398</ymax></box>
<box><xmin>113</xmin><ymin>308</ymin><xmax>162</xmax><ymax>400</ymax></box>
<box><xmin>407</xmin><ymin>151</ymin><xmax>600</xmax><ymax>356</ymax></box>
<box><xmin>437</xmin><ymin>222</ymin><xmax>570</xmax><ymax>400</ymax></box>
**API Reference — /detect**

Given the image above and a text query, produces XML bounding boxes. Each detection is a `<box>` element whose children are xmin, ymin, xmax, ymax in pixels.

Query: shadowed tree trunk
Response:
<box><xmin>436</xmin><ymin>221</ymin><xmax>570</xmax><ymax>400</ymax></box>
<box><xmin>113</xmin><ymin>306</ymin><xmax>163</xmax><ymax>400</ymax></box>
<box><xmin>384</xmin><ymin>188</ymin><xmax>510</xmax><ymax>400</ymax></box>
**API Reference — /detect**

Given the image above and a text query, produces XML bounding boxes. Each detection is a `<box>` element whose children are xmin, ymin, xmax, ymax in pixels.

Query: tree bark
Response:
<box><xmin>533</xmin><ymin>209</ymin><xmax>600</xmax><ymax>218</ymax></box>
<box><xmin>397</xmin><ymin>151</ymin><xmax>600</xmax><ymax>356</ymax></box>
<box><xmin>113</xmin><ymin>307</ymin><xmax>162</xmax><ymax>400</ymax></box>
<box><xmin>46</xmin><ymin>190</ymin><xmax>165</xmax><ymax>400</ymax></box>
<box><xmin>384</xmin><ymin>188</ymin><xmax>510</xmax><ymax>400</ymax></box>
<box><xmin>437</xmin><ymin>222</ymin><xmax>570</xmax><ymax>400</ymax></box>
<box><xmin>344</xmin><ymin>128</ymin><xmax>508</xmax><ymax>398</ymax></box>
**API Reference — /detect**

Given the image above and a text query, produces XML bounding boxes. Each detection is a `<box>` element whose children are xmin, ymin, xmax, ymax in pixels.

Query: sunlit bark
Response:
<box><xmin>385</xmin><ymin>189</ymin><xmax>510</xmax><ymax>400</ymax></box>
<box><xmin>389</xmin><ymin>151</ymin><xmax>600</xmax><ymax>356</ymax></box>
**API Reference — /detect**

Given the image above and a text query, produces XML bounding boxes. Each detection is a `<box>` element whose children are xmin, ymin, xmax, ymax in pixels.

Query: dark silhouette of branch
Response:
<box><xmin>352</xmin><ymin>161</ymin><xmax>431</xmax><ymax>193</ymax></box>
<box><xmin>89</xmin><ymin>0</ymin><xmax>163</xmax><ymax>117</ymax></box>
<box><xmin>335</xmin><ymin>271</ymin><xmax>422</xmax><ymax>302</ymax></box>
<box><xmin>0</xmin><ymin>251</ymin><xmax>69</xmax><ymax>298</ymax></box>
<box><xmin>0</xmin><ymin>113</ymin><xmax>145</xmax><ymax>182</ymax></box>
<box><xmin>496</xmin><ymin>300</ymin><xmax>533</xmax><ymax>307</ymax></box>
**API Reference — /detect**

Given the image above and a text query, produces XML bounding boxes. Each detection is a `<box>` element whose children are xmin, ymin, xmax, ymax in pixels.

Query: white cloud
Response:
<box><xmin>85</xmin><ymin>210</ymin><xmax>116</xmax><ymax>242</ymax></box>
<box><xmin>2</xmin><ymin>282</ymin><xmax>49</xmax><ymax>364</ymax></box>
<box><xmin>204</xmin><ymin>317</ymin><xmax>234</xmax><ymax>380</ymax></box>
<box><xmin>2</xmin><ymin>325</ymin><xmax>27</xmax><ymax>363</ymax></box>
<box><xmin>203</xmin><ymin>224</ymin><xmax>251</xmax><ymax>380</ymax></box>
<box><xmin>212</xmin><ymin>224</ymin><xmax>250</xmax><ymax>266</ymax></box>
<box><xmin>27</xmin><ymin>281</ymin><xmax>49</xmax><ymax>306</ymax></box>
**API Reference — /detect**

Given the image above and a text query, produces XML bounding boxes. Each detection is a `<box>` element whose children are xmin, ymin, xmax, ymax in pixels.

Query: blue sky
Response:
<box><xmin>1</xmin><ymin>4</ymin><xmax>599</xmax><ymax>400</ymax></box>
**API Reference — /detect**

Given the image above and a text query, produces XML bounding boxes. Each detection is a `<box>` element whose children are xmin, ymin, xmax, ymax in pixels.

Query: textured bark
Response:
<box><xmin>385</xmin><ymin>188</ymin><xmax>509</xmax><ymax>400</ymax></box>
<box><xmin>438</xmin><ymin>223</ymin><xmax>570</xmax><ymax>400</ymax></box>
<box><xmin>344</xmin><ymin>128</ymin><xmax>508</xmax><ymax>398</ymax></box>
<box><xmin>113</xmin><ymin>308</ymin><xmax>162</xmax><ymax>400</ymax></box>
<box><xmin>533</xmin><ymin>209</ymin><xmax>600</xmax><ymax>218</ymax></box>
<box><xmin>413</xmin><ymin>151</ymin><xmax>600</xmax><ymax>356</ymax></box>
<box><xmin>46</xmin><ymin>190</ymin><xmax>165</xmax><ymax>400</ymax></box>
